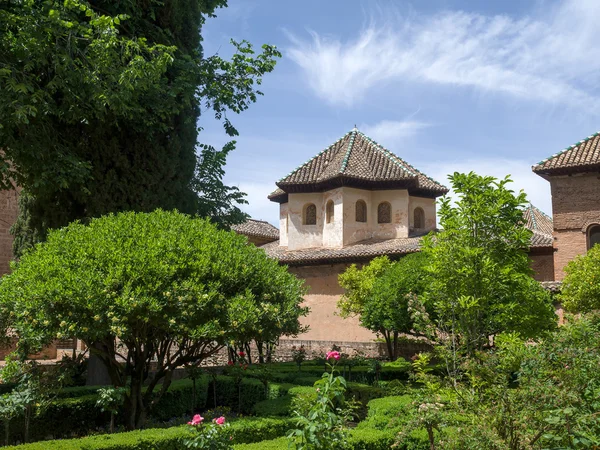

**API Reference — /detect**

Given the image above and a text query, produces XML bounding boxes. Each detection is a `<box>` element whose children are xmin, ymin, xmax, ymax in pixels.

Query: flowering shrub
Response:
<box><xmin>291</xmin><ymin>345</ymin><xmax>306</xmax><ymax>371</ymax></box>
<box><xmin>287</xmin><ymin>351</ymin><xmax>356</xmax><ymax>449</ymax></box>
<box><xmin>184</xmin><ymin>414</ymin><xmax>233</xmax><ymax>450</ymax></box>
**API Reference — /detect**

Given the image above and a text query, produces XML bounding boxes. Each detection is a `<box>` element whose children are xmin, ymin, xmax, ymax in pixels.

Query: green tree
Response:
<box><xmin>337</xmin><ymin>256</ymin><xmax>393</xmax><ymax>318</ymax></box>
<box><xmin>0</xmin><ymin>1</ymin><xmax>281</xmax><ymax>255</ymax></box>
<box><xmin>339</xmin><ymin>254</ymin><xmax>429</xmax><ymax>360</ymax></box>
<box><xmin>420</xmin><ymin>172</ymin><xmax>556</xmax><ymax>359</ymax></box>
<box><xmin>0</xmin><ymin>210</ymin><xmax>307</xmax><ymax>429</ymax></box>
<box><xmin>560</xmin><ymin>244</ymin><xmax>600</xmax><ymax>313</ymax></box>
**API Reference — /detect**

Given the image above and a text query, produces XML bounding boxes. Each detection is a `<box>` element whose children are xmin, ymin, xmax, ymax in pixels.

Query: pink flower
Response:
<box><xmin>227</xmin><ymin>360</ymin><xmax>234</xmax><ymax>366</ymax></box>
<box><xmin>238</xmin><ymin>351</ymin><xmax>245</xmax><ymax>357</ymax></box>
<box><xmin>214</xmin><ymin>416</ymin><xmax>226</xmax><ymax>425</ymax></box>
<box><xmin>326</xmin><ymin>350</ymin><xmax>341</xmax><ymax>361</ymax></box>
<box><xmin>187</xmin><ymin>414</ymin><xmax>204</xmax><ymax>425</ymax></box>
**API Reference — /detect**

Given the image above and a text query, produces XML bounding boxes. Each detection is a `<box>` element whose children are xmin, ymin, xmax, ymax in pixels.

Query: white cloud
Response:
<box><xmin>286</xmin><ymin>0</ymin><xmax>600</xmax><ymax>108</ymax></box>
<box><xmin>361</xmin><ymin>120</ymin><xmax>430</xmax><ymax>143</ymax></box>
<box><xmin>421</xmin><ymin>158</ymin><xmax>552</xmax><ymax>216</ymax></box>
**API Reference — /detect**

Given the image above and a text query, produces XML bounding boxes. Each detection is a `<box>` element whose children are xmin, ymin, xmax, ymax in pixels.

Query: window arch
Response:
<box><xmin>414</xmin><ymin>207</ymin><xmax>425</xmax><ymax>229</ymax></box>
<box><xmin>303</xmin><ymin>203</ymin><xmax>317</xmax><ymax>225</ymax></box>
<box><xmin>377</xmin><ymin>202</ymin><xmax>391</xmax><ymax>224</ymax></box>
<box><xmin>588</xmin><ymin>225</ymin><xmax>600</xmax><ymax>250</ymax></box>
<box><xmin>355</xmin><ymin>200</ymin><xmax>367</xmax><ymax>223</ymax></box>
<box><xmin>326</xmin><ymin>200</ymin><xmax>334</xmax><ymax>224</ymax></box>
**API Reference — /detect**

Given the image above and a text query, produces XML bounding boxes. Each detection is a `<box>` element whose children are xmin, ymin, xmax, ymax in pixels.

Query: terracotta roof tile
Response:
<box><xmin>523</xmin><ymin>203</ymin><xmax>553</xmax><ymax>235</ymax></box>
<box><xmin>269</xmin><ymin>129</ymin><xmax>448</xmax><ymax>202</ymax></box>
<box><xmin>231</xmin><ymin>219</ymin><xmax>279</xmax><ymax>241</ymax></box>
<box><xmin>533</xmin><ymin>132</ymin><xmax>600</xmax><ymax>175</ymax></box>
<box><xmin>540</xmin><ymin>281</ymin><xmax>562</xmax><ymax>293</ymax></box>
<box><xmin>260</xmin><ymin>237</ymin><xmax>422</xmax><ymax>266</ymax></box>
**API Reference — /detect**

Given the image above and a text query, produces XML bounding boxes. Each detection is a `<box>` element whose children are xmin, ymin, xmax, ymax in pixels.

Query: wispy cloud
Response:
<box><xmin>286</xmin><ymin>0</ymin><xmax>600</xmax><ymax>108</ymax></box>
<box><xmin>421</xmin><ymin>158</ymin><xmax>552</xmax><ymax>216</ymax></box>
<box><xmin>361</xmin><ymin>120</ymin><xmax>430</xmax><ymax>143</ymax></box>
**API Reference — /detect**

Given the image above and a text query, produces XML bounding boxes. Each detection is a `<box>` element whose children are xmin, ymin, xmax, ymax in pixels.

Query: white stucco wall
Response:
<box><xmin>287</xmin><ymin>192</ymin><xmax>325</xmax><ymax>250</ymax></box>
<box><xmin>408</xmin><ymin>196</ymin><xmax>437</xmax><ymax>232</ymax></box>
<box><xmin>280</xmin><ymin>187</ymin><xmax>436</xmax><ymax>251</ymax></box>
<box><xmin>279</xmin><ymin>202</ymin><xmax>289</xmax><ymax>247</ymax></box>
<box><xmin>323</xmin><ymin>188</ymin><xmax>344</xmax><ymax>248</ymax></box>
<box><xmin>370</xmin><ymin>190</ymin><xmax>410</xmax><ymax>239</ymax></box>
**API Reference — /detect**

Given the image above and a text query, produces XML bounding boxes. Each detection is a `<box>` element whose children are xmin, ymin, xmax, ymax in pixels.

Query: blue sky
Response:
<box><xmin>201</xmin><ymin>0</ymin><xmax>600</xmax><ymax>225</ymax></box>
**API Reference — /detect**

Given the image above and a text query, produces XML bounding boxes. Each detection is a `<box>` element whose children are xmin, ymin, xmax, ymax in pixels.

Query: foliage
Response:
<box><xmin>0</xmin><ymin>211</ymin><xmax>306</xmax><ymax>429</ymax></box>
<box><xmin>5</xmin><ymin>417</ymin><xmax>295</xmax><ymax>450</ymax></box>
<box><xmin>560</xmin><ymin>243</ymin><xmax>600</xmax><ymax>312</ymax></box>
<box><xmin>287</xmin><ymin>358</ymin><xmax>356</xmax><ymax>450</ymax></box>
<box><xmin>291</xmin><ymin>346</ymin><xmax>307</xmax><ymax>371</ymax></box>
<box><xmin>184</xmin><ymin>415</ymin><xmax>233</xmax><ymax>450</ymax></box>
<box><xmin>419</xmin><ymin>172</ymin><xmax>556</xmax><ymax>361</ymax></box>
<box><xmin>1</xmin><ymin>1</ymin><xmax>281</xmax><ymax>255</ymax></box>
<box><xmin>339</xmin><ymin>254</ymin><xmax>429</xmax><ymax>360</ymax></box>
<box><xmin>338</xmin><ymin>256</ymin><xmax>393</xmax><ymax>319</ymax></box>
<box><xmin>97</xmin><ymin>387</ymin><xmax>127</xmax><ymax>433</ymax></box>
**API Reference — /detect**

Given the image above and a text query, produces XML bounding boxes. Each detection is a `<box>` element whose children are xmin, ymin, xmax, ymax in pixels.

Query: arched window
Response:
<box><xmin>588</xmin><ymin>225</ymin><xmax>600</xmax><ymax>250</ymax></box>
<box><xmin>377</xmin><ymin>202</ymin><xmax>391</xmax><ymax>224</ymax></box>
<box><xmin>414</xmin><ymin>207</ymin><xmax>425</xmax><ymax>229</ymax></box>
<box><xmin>326</xmin><ymin>200</ymin><xmax>334</xmax><ymax>224</ymax></box>
<box><xmin>304</xmin><ymin>203</ymin><xmax>317</xmax><ymax>225</ymax></box>
<box><xmin>355</xmin><ymin>200</ymin><xmax>367</xmax><ymax>223</ymax></box>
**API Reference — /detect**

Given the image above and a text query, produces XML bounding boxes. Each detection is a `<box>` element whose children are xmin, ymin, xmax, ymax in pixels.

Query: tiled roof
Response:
<box><xmin>523</xmin><ymin>203</ymin><xmax>553</xmax><ymax>249</ymax></box>
<box><xmin>540</xmin><ymin>281</ymin><xmax>562</xmax><ymax>293</ymax></box>
<box><xmin>523</xmin><ymin>203</ymin><xmax>553</xmax><ymax>235</ymax></box>
<box><xmin>533</xmin><ymin>132</ymin><xmax>600</xmax><ymax>175</ymax></box>
<box><xmin>231</xmin><ymin>219</ymin><xmax>279</xmax><ymax>241</ymax></box>
<box><xmin>530</xmin><ymin>230</ymin><xmax>553</xmax><ymax>248</ymax></box>
<box><xmin>261</xmin><ymin>237</ymin><xmax>422</xmax><ymax>266</ymax></box>
<box><xmin>268</xmin><ymin>129</ymin><xmax>448</xmax><ymax>202</ymax></box>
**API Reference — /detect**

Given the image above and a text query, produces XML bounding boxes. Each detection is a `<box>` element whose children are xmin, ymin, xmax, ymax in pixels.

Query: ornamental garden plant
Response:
<box><xmin>0</xmin><ymin>210</ymin><xmax>307</xmax><ymax>430</ymax></box>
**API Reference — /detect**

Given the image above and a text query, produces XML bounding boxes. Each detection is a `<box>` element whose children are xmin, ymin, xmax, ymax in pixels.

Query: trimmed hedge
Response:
<box><xmin>4</xmin><ymin>378</ymin><xmax>210</xmax><ymax>444</ymax></box>
<box><xmin>6</xmin><ymin>417</ymin><xmax>294</xmax><ymax>450</ymax></box>
<box><xmin>206</xmin><ymin>376</ymin><xmax>267</xmax><ymax>415</ymax></box>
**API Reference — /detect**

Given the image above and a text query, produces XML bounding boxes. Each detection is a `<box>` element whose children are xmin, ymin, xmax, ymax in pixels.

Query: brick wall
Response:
<box><xmin>529</xmin><ymin>250</ymin><xmax>555</xmax><ymax>281</ymax></box>
<box><xmin>549</xmin><ymin>173</ymin><xmax>600</xmax><ymax>280</ymax></box>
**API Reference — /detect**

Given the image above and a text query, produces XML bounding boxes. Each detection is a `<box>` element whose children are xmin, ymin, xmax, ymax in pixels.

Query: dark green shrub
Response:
<box><xmin>253</xmin><ymin>395</ymin><xmax>292</xmax><ymax>417</ymax></box>
<box><xmin>206</xmin><ymin>376</ymin><xmax>266</xmax><ymax>414</ymax></box>
<box><xmin>6</xmin><ymin>418</ymin><xmax>294</xmax><ymax>449</ymax></box>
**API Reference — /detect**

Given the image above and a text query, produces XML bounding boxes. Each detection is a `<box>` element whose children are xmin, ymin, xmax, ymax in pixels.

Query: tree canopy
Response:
<box><xmin>560</xmin><ymin>243</ymin><xmax>600</xmax><ymax>313</ymax></box>
<box><xmin>0</xmin><ymin>1</ymin><xmax>281</xmax><ymax>255</ymax></box>
<box><xmin>338</xmin><ymin>253</ymin><xmax>429</xmax><ymax>360</ymax></box>
<box><xmin>420</xmin><ymin>172</ymin><xmax>556</xmax><ymax>355</ymax></box>
<box><xmin>0</xmin><ymin>210</ymin><xmax>307</xmax><ymax>428</ymax></box>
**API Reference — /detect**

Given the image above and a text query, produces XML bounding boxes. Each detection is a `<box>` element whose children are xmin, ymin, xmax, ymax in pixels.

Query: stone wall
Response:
<box><xmin>549</xmin><ymin>173</ymin><xmax>600</xmax><ymax>280</ymax></box>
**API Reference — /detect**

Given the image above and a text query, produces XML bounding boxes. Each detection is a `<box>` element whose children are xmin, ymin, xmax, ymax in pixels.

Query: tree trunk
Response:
<box><xmin>24</xmin><ymin>404</ymin><xmax>30</xmax><ymax>443</ymax></box>
<box><xmin>393</xmin><ymin>331</ymin><xmax>399</xmax><ymax>361</ymax></box>
<box><xmin>384</xmin><ymin>332</ymin><xmax>393</xmax><ymax>361</ymax></box>
<box><xmin>427</xmin><ymin>424</ymin><xmax>435</xmax><ymax>450</ymax></box>
<box><xmin>4</xmin><ymin>419</ymin><xmax>9</xmax><ymax>446</ymax></box>
<box><xmin>110</xmin><ymin>413</ymin><xmax>115</xmax><ymax>433</ymax></box>
<box><xmin>126</xmin><ymin>375</ymin><xmax>146</xmax><ymax>430</ymax></box>
<box><xmin>257</xmin><ymin>341</ymin><xmax>265</xmax><ymax>364</ymax></box>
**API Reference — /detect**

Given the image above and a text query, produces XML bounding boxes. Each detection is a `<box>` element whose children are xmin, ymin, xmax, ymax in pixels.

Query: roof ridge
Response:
<box><xmin>340</xmin><ymin>129</ymin><xmax>358</xmax><ymax>174</ymax></box>
<box><xmin>356</xmin><ymin>130</ymin><xmax>447</xmax><ymax>188</ymax></box>
<box><xmin>277</xmin><ymin>131</ymin><xmax>353</xmax><ymax>183</ymax></box>
<box><xmin>528</xmin><ymin>203</ymin><xmax>538</xmax><ymax>231</ymax></box>
<box><xmin>534</xmin><ymin>131</ymin><xmax>600</xmax><ymax>167</ymax></box>
<box><xmin>529</xmin><ymin>203</ymin><xmax>552</xmax><ymax>221</ymax></box>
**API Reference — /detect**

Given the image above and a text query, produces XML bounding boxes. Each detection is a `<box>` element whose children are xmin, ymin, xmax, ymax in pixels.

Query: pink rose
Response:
<box><xmin>238</xmin><ymin>351</ymin><xmax>245</xmax><ymax>357</ymax></box>
<box><xmin>188</xmin><ymin>414</ymin><xmax>204</xmax><ymax>425</ymax></box>
<box><xmin>214</xmin><ymin>416</ymin><xmax>226</xmax><ymax>425</ymax></box>
<box><xmin>227</xmin><ymin>360</ymin><xmax>234</xmax><ymax>366</ymax></box>
<box><xmin>326</xmin><ymin>351</ymin><xmax>341</xmax><ymax>361</ymax></box>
